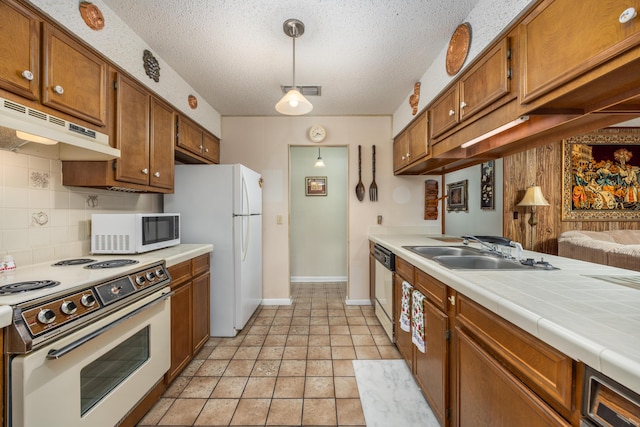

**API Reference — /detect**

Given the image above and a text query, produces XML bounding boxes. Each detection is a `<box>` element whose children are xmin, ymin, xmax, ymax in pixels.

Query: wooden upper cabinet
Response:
<box><xmin>430</xmin><ymin>85</ymin><xmax>460</xmax><ymax>139</ymax></box>
<box><xmin>202</xmin><ymin>131</ymin><xmax>220</xmax><ymax>163</ymax></box>
<box><xmin>393</xmin><ymin>110</ymin><xmax>428</xmax><ymax>172</ymax></box>
<box><xmin>520</xmin><ymin>0</ymin><xmax>640</xmax><ymax>105</ymax></box>
<box><xmin>0</xmin><ymin>0</ymin><xmax>40</xmax><ymax>100</ymax></box>
<box><xmin>176</xmin><ymin>115</ymin><xmax>204</xmax><ymax>156</ymax></box>
<box><xmin>150</xmin><ymin>97</ymin><xmax>175</xmax><ymax>189</ymax></box>
<box><xmin>41</xmin><ymin>23</ymin><xmax>108</xmax><ymax>126</ymax></box>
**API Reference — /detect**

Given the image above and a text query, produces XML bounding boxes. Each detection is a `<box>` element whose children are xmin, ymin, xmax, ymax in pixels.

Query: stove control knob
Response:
<box><xmin>135</xmin><ymin>275</ymin><xmax>146</xmax><ymax>286</ymax></box>
<box><xmin>146</xmin><ymin>271</ymin><xmax>156</xmax><ymax>281</ymax></box>
<box><xmin>80</xmin><ymin>294</ymin><xmax>96</xmax><ymax>308</ymax></box>
<box><xmin>37</xmin><ymin>309</ymin><xmax>56</xmax><ymax>324</ymax></box>
<box><xmin>60</xmin><ymin>300</ymin><xmax>78</xmax><ymax>315</ymax></box>
<box><xmin>155</xmin><ymin>268</ymin><xmax>165</xmax><ymax>278</ymax></box>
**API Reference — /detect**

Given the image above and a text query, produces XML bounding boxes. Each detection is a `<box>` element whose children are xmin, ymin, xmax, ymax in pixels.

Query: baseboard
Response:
<box><xmin>345</xmin><ymin>298</ymin><xmax>373</xmax><ymax>306</ymax></box>
<box><xmin>290</xmin><ymin>276</ymin><xmax>348</xmax><ymax>283</ymax></box>
<box><xmin>261</xmin><ymin>297</ymin><xmax>293</xmax><ymax>306</ymax></box>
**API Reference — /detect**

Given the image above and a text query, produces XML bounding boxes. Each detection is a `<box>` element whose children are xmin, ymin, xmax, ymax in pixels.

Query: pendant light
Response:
<box><xmin>314</xmin><ymin>147</ymin><xmax>325</xmax><ymax>168</ymax></box>
<box><xmin>276</xmin><ymin>19</ymin><xmax>313</xmax><ymax>115</ymax></box>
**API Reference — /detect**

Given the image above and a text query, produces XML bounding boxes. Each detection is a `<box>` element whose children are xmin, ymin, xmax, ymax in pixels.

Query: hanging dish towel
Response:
<box><xmin>411</xmin><ymin>290</ymin><xmax>426</xmax><ymax>353</ymax></box>
<box><xmin>400</xmin><ymin>281</ymin><xmax>412</xmax><ymax>332</ymax></box>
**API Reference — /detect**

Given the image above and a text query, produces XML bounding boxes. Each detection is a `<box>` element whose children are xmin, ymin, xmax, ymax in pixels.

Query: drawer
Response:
<box><xmin>192</xmin><ymin>253</ymin><xmax>210</xmax><ymax>276</ymax></box>
<box><xmin>395</xmin><ymin>257</ymin><xmax>414</xmax><ymax>282</ymax></box>
<box><xmin>168</xmin><ymin>260</ymin><xmax>191</xmax><ymax>287</ymax></box>
<box><xmin>415</xmin><ymin>269</ymin><xmax>447</xmax><ymax>312</ymax></box>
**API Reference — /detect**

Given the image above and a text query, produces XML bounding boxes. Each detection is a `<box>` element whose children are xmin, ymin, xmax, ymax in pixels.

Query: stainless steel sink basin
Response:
<box><xmin>403</xmin><ymin>245</ymin><xmax>484</xmax><ymax>258</ymax></box>
<box><xmin>432</xmin><ymin>255</ymin><xmax>530</xmax><ymax>270</ymax></box>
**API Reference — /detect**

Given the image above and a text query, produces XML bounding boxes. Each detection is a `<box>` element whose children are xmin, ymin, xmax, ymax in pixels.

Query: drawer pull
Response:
<box><xmin>448</xmin><ymin>295</ymin><xmax>456</xmax><ymax>306</ymax></box>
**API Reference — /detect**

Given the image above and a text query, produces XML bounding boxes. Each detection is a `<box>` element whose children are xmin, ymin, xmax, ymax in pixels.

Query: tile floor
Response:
<box><xmin>138</xmin><ymin>282</ymin><xmax>402</xmax><ymax>426</ymax></box>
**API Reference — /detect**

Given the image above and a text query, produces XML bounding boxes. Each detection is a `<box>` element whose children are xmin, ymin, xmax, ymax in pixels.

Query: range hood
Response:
<box><xmin>0</xmin><ymin>97</ymin><xmax>120</xmax><ymax>161</ymax></box>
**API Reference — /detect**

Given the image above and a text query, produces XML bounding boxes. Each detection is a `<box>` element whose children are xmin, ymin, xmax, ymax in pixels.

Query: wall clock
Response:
<box><xmin>309</xmin><ymin>125</ymin><xmax>326</xmax><ymax>143</ymax></box>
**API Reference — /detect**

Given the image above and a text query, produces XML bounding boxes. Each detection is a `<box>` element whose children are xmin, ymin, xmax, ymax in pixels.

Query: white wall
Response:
<box><xmin>444</xmin><ymin>159</ymin><xmax>503</xmax><ymax>237</ymax></box>
<box><xmin>221</xmin><ymin>116</ymin><xmax>441</xmax><ymax>304</ymax></box>
<box><xmin>290</xmin><ymin>146</ymin><xmax>348</xmax><ymax>282</ymax></box>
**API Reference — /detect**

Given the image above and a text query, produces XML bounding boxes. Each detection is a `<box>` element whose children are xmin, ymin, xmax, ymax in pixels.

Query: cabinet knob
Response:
<box><xmin>448</xmin><ymin>109</ymin><xmax>455</xmax><ymax>116</ymax></box>
<box><xmin>53</xmin><ymin>85</ymin><xmax>64</xmax><ymax>95</ymax></box>
<box><xmin>141</xmin><ymin>168</ymin><xmax>149</xmax><ymax>174</ymax></box>
<box><xmin>153</xmin><ymin>171</ymin><xmax>160</xmax><ymax>177</ymax></box>
<box><xmin>406</xmin><ymin>152</ymin><xmax>410</xmax><ymax>158</ymax></box>
<box><xmin>619</xmin><ymin>7</ymin><xmax>637</xmax><ymax>23</ymax></box>
<box><xmin>401</xmin><ymin>156</ymin><xmax>406</xmax><ymax>160</ymax></box>
<box><xmin>460</xmin><ymin>101</ymin><xmax>467</xmax><ymax>109</ymax></box>
<box><xmin>205</xmin><ymin>148</ymin><xmax>209</xmax><ymax>153</ymax></box>
<box><xmin>199</xmin><ymin>145</ymin><xmax>203</xmax><ymax>150</ymax></box>
<box><xmin>448</xmin><ymin>295</ymin><xmax>456</xmax><ymax>306</ymax></box>
<box><xmin>21</xmin><ymin>70</ymin><xmax>34</xmax><ymax>81</ymax></box>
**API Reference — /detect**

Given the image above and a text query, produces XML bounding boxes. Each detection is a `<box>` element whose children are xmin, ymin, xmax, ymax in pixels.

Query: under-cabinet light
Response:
<box><xmin>460</xmin><ymin>115</ymin><xmax>530</xmax><ymax>148</ymax></box>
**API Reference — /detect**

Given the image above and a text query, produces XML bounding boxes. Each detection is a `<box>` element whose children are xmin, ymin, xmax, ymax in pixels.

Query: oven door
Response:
<box><xmin>10</xmin><ymin>287</ymin><xmax>172</xmax><ymax>427</ymax></box>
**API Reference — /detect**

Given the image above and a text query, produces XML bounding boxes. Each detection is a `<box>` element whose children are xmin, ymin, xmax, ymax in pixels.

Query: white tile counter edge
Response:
<box><xmin>369</xmin><ymin>232</ymin><xmax>640</xmax><ymax>394</ymax></box>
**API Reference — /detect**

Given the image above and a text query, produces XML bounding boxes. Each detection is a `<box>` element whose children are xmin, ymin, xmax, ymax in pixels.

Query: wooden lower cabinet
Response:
<box><xmin>454</xmin><ymin>327</ymin><xmax>570</xmax><ymax>427</ymax></box>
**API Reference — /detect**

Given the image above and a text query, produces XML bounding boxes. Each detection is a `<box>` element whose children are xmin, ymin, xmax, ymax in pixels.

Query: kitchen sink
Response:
<box><xmin>432</xmin><ymin>255</ymin><xmax>531</xmax><ymax>270</ymax></box>
<box><xmin>403</xmin><ymin>245</ymin><xmax>485</xmax><ymax>258</ymax></box>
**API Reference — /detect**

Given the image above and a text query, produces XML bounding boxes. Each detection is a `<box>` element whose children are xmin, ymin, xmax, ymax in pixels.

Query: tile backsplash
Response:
<box><xmin>0</xmin><ymin>150</ymin><xmax>161</xmax><ymax>266</ymax></box>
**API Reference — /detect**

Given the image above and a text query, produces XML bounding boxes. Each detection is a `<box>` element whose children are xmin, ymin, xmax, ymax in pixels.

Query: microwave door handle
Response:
<box><xmin>46</xmin><ymin>291</ymin><xmax>173</xmax><ymax>360</ymax></box>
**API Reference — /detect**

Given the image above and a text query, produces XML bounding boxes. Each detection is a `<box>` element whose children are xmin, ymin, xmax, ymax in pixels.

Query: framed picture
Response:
<box><xmin>447</xmin><ymin>179</ymin><xmax>468</xmax><ymax>211</ymax></box>
<box><xmin>305</xmin><ymin>176</ymin><xmax>327</xmax><ymax>196</ymax></box>
<box><xmin>562</xmin><ymin>128</ymin><xmax>640</xmax><ymax>221</ymax></box>
<box><xmin>480</xmin><ymin>160</ymin><xmax>495</xmax><ymax>210</ymax></box>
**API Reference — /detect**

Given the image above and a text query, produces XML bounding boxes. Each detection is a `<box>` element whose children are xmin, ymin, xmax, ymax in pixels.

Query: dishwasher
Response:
<box><xmin>372</xmin><ymin>243</ymin><xmax>395</xmax><ymax>342</ymax></box>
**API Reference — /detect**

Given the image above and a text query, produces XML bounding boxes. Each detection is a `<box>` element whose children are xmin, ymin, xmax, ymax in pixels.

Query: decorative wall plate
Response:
<box><xmin>79</xmin><ymin>2</ymin><xmax>104</xmax><ymax>31</ymax></box>
<box><xmin>409</xmin><ymin>82</ymin><xmax>421</xmax><ymax>115</ymax></box>
<box><xmin>188</xmin><ymin>95</ymin><xmax>198</xmax><ymax>109</ymax></box>
<box><xmin>446</xmin><ymin>23</ymin><xmax>471</xmax><ymax>76</ymax></box>
<box><xmin>143</xmin><ymin>50</ymin><xmax>160</xmax><ymax>82</ymax></box>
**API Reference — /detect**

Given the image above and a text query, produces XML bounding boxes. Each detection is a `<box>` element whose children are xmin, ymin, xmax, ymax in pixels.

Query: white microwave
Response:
<box><xmin>91</xmin><ymin>213</ymin><xmax>180</xmax><ymax>254</ymax></box>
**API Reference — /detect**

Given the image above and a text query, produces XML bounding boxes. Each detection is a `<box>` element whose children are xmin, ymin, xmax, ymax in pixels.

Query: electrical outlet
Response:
<box><xmin>276</xmin><ymin>215</ymin><xmax>283</xmax><ymax>225</ymax></box>
<box><xmin>513</xmin><ymin>211</ymin><xmax>518</xmax><ymax>220</ymax></box>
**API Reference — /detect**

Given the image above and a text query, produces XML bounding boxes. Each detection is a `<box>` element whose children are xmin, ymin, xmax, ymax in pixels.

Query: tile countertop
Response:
<box><xmin>369</xmin><ymin>233</ymin><xmax>640</xmax><ymax>395</ymax></box>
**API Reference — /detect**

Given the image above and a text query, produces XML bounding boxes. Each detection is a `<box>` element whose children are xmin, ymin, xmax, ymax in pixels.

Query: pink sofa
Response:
<box><xmin>558</xmin><ymin>230</ymin><xmax>640</xmax><ymax>272</ymax></box>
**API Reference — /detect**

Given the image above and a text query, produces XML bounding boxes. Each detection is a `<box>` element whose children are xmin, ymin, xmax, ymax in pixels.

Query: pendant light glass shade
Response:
<box><xmin>276</xmin><ymin>19</ymin><xmax>313</xmax><ymax>115</ymax></box>
<box><xmin>314</xmin><ymin>148</ymin><xmax>325</xmax><ymax>168</ymax></box>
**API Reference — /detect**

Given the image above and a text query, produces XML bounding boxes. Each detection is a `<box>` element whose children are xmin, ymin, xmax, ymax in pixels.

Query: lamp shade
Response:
<box><xmin>275</xmin><ymin>88</ymin><xmax>313</xmax><ymax>115</ymax></box>
<box><xmin>517</xmin><ymin>186</ymin><xmax>549</xmax><ymax>207</ymax></box>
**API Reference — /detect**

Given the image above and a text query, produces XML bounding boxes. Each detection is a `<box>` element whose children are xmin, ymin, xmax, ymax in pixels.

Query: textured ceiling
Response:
<box><xmin>101</xmin><ymin>0</ymin><xmax>481</xmax><ymax>116</ymax></box>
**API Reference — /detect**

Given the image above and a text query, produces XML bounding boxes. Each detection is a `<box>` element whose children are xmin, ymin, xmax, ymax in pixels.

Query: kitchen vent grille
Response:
<box><xmin>93</xmin><ymin>234</ymin><xmax>131</xmax><ymax>252</ymax></box>
<box><xmin>281</xmin><ymin>85</ymin><xmax>322</xmax><ymax>96</ymax></box>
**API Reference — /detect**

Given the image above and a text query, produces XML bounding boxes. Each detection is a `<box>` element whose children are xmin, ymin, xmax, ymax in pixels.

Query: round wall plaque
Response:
<box><xmin>446</xmin><ymin>23</ymin><xmax>471</xmax><ymax>76</ymax></box>
<box><xmin>79</xmin><ymin>2</ymin><xmax>104</xmax><ymax>31</ymax></box>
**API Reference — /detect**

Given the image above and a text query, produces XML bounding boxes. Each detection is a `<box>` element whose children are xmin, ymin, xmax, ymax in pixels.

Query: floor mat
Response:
<box><xmin>353</xmin><ymin>359</ymin><xmax>440</xmax><ymax>427</ymax></box>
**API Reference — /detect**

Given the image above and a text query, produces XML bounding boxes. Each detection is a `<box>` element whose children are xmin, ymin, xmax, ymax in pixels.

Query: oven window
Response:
<box><xmin>80</xmin><ymin>327</ymin><xmax>150</xmax><ymax>415</ymax></box>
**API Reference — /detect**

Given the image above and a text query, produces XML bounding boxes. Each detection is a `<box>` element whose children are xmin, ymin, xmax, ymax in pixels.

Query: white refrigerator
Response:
<box><xmin>165</xmin><ymin>164</ymin><xmax>262</xmax><ymax>337</ymax></box>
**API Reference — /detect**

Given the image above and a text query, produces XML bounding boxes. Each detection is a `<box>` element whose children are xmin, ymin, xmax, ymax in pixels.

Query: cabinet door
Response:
<box><xmin>202</xmin><ymin>131</ymin><xmax>220</xmax><ymax>163</ymax></box>
<box><xmin>430</xmin><ymin>85</ymin><xmax>460</xmax><ymax>139</ymax></box>
<box><xmin>166</xmin><ymin>281</ymin><xmax>193</xmax><ymax>383</ymax></box>
<box><xmin>192</xmin><ymin>272</ymin><xmax>210</xmax><ymax>354</ymax></box>
<box><xmin>41</xmin><ymin>23</ymin><xmax>107</xmax><ymax>126</ymax></box>
<box><xmin>394</xmin><ymin>274</ymin><xmax>414</xmax><ymax>369</ymax></box>
<box><xmin>393</xmin><ymin>132</ymin><xmax>408</xmax><ymax>171</ymax></box>
<box><xmin>114</xmin><ymin>74</ymin><xmax>150</xmax><ymax>186</ymax></box>
<box><xmin>459</xmin><ymin>37</ymin><xmax>510</xmax><ymax>121</ymax></box>
<box><xmin>454</xmin><ymin>327</ymin><xmax>571</xmax><ymax>427</ymax></box>
<box><xmin>176</xmin><ymin>115</ymin><xmax>203</xmax><ymax>156</ymax></box>
<box><xmin>150</xmin><ymin>97</ymin><xmax>175</xmax><ymax>189</ymax></box>
<box><xmin>0</xmin><ymin>0</ymin><xmax>39</xmax><ymax>100</ymax></box>
<box><xmin>520</xmin><ymin>0</ymin><xmax>640</xmax><ymax>104</ymax></box>
<box><xmin>408</xmin><ymin>111</ymin><xmax>428</xmax><ymax>161</ymax></box>
<box><xmin>414</xmin><ymin>301</ymin><xmax>448</xmax><ymax>426</ymax></box>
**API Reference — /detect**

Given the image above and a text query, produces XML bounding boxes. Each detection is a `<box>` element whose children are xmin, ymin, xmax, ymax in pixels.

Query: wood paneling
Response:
<box><xmin>503</xmin><ymin>133</ymin><xmax>640</xmax><ymax>255</ymax></box>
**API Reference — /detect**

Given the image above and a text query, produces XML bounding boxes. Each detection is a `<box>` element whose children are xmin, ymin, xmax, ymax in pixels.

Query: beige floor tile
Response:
<box><xmin>193</xmin><ymin>346</ymin><xmax>213</xmax><ymax>359</ymax></box>
<box><xmin>266</xmin><ymin>398</ymin><xmax>303</xmax><ymax>425</ymax></box>
<box><xmin>378</xmin><ymin>345</ymin><xmax>403</xmax><ymax>359</ymax></box>
<box><xmin>223</xmin><ymin>359</ymin><xmax>255</xmax><ymax>376</ymax></box>
<box><xmin>258</xmin><ymin>346</ymin><xmax>285</xmax><ymax>359</ymax></box>
<box><xmin>286</xmin><ymin>334</ymin><xmax>309</xmax><ymax>346</ymax></box>
<box><xmin>219</xmin><ymin>335</ymin><xmax>246</xmax><ymax>346</ymax></box>
<box><xmin>247</xmin><ymin>325</ymin><xmax>270</xmax><ymax>335</ymax></box>
<box><xmin>211</xmin><ymin>376</ymin><xmax>248</xmax><ymax>398</ymax></box>
<box><xmin>138</xmin><ymin>397</ymin><xmax>174</xmax><ymax>425</ymax></box>
<box><xmin>307</xmin><ymin>346</ymin><xmax>331</xmax><ymax>360</ymax></box>
<box><xmin>306</xmin><ymin>360</ymin><xmax>333</xmax><ymax>376</ymax></box>
<box><xmin>233</xmin><ymin>346</ymin><xmax>261</xmax><ymax>359</ymax></box>
<box><xmin>180</xmin><ymin>376</ymin><xmax>220</xmax><ymax>398</ymax></box>
<box><xmin>334</xmin><ymin>376</ymin><xmax>360</xmax><ymax>398</ymax></box>
<box><xmin>368</xmin><ymin>325</ymin><xmax>386</xmax><ymax>335</ymax></box>
<box><xmin>269</xmin><ymin>325</ymin><xmax>291</xmax><ymax>334</ymax></box>
<box><xmin>273</xmin><ymin>376</ymin><xmax>305</xmax><ymax>398</ymax></box>
<box><xmin>163</xmin><ymin>376</ymin><xmax>190</xmax><ymax>397</ymax></box>
<box><xmin>289</xmin><ymin>324</ymin><xmax>310</xmax><ymax>334</ymax></box>
<box><xmin>194</xmin><ymin>398</ymin><xmax>238</xmax><ymax>426</ymax></box>
<box><xmin>302</xmin><ymin>398</ymin><xmax>337</xmax><ymax>425</ymax></box>
<box><xmin>230</xmin><ymin>398</ymin><xmax>271</xmax><ymax>425</ymax></box>
<box><xmin>309</xmin><ymin>316</ymin><xmax>329</xmax><ymax>325</ymax></box>
<box><xmin>252</xmin><ymin>317</ymin><xmax>273</xmax><ymax>326</ymax></box>
<box><xmin>336</xmin><ymin>398</ymin><xmax>366</xmax><ymax>425</ymax></box>
<box><xmin>195</xmin><ymin>359</ymin><xmax>229</xmax><ymax>377</ymax></box>
<box><xmin>329</xmin><ymin>316</ymin><xmax>348</xmax><ymax>326</ymax></box>
<box><xmin>332</xmin><ymin>346</ymin><xmax>356</xmax><ymax>359</ymax></box>
<box><xmin>157</xmin><ymin>398</ymin><xmax>206</xmax><ymax>425</ymax></box>
<box><xmin>278</xmin><ymin>359</ymin><xmax>307</xmax><ymax>376</ymax></box>
<box><xmin>283</xmin><ymin>346</ymin><xmax>308</xmax><ymax>359</ymax></box>
<box><xmin>294</xmin><ymin>308</ymin><xmax>311</xmax><ymax>316</ymax></box>
<box><xmin>328</xmin><ymin>309</ymin><xmax>346</xmax><ymax>316</ymax></box>
<box><xmin>242</xmin><ymin>334</ymin><xmax>267</xmax><ymax>346</ymax></box>
<box><xmin>355</xmin><ymin>346</ymin><xmax>381</xmax><ymax>360</ymax></box>
<box><xmin>310</xmin><ymin>309</ymin><xmax>328</xmax><ymax>316</ymax></box>
<box><xmin>308</xmin><ymin>334</ymin><xmax>330</xmax><ymax>346</ymax></box>
<box><xmin>181</xmin><ymin>359</ymin><xmax>205</xmax><ymax>376</ymax></box>
<box><xmin>349</xmin><ymin>325</ymin><xmax>371</xmax><ymax>335</ymax></box>
<box><xmin>330</xmin><ymin>334</ymin><xmax>354</xmax><ymax>346</ymax></box>
<box><xmin>351</xmin><ymin>334</ymin><xmax>375</xmax><ymax>346</ymax></box>
<box><xmin>347</xmin><ymin>316</ymin><xmax>367</xmax><ymax>325</ymax></box>
<box><xmin>309</xmin><ymin>325</ymin><xmax>330</xmax><ymax>335</ymax></box>
<box><xmin>263</xmin><ymin>334</ymin><xmax>287</xmax><ymax>346</ymax></box>
<box><xmin>207</xmin><ymin>345</ymin><xmax>238</xmax><ymax>359</ymax></box>
<box><xmin>372</xmin><ymin>334</ymin><xmax>393</xmax><ymax>346</ymax></box>
<box><xmin>304</xmin><ymin>377</ymin><xmax>335</xmax><ymax>398</ymax></box>
<box><xmin>251</xmin><ymin>359</ymin><xmax>281</xmax><ymax>376</ymax></box>
<box><xmin>333</xmin><ymin>360</ymin><xmax>355</xmax><ymax>376</ymax></box>
<box><xmin>291</xmin><ymin>317</ymin><xmax>311</xmax><ymax>326</ymax></box>
<box><xmin>275</xmin><ymin>309</ymin><xmax>294</xmax><ymax>318</ymax></box>
<box><xmin>272</xmin><ymin>317</ymin><xmax>292</xmax><ymax>326</ymax></box>
<box><xmin>330</xmin><ymin>325</ymin><xmax>350</xmax><ymax>335</ymax></box>
<box><xmin>242</xmin><ymin>377</ymin><xmax>276</xmax><ymax>398</ymax></box>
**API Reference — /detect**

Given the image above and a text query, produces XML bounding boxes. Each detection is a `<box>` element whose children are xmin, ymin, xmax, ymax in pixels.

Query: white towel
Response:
<box><xmin>400</xmin><ymin>281</ymin><xmax>412</xmax><ymax>332</ymax></box>
<box><xmin>411</xmin><ymin>290</ymin><xmax>426</xmax><ymax>353</ymax></box>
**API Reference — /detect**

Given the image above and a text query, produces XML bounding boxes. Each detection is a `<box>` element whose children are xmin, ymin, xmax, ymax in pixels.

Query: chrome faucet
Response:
<box><xmin>509</xmin><ymin>241</ymin><xmax>524</xmax><ymax>260</ymax></box>
<box><xmin>462</xmin><ymin>236</ymin><xmax>499</xmax><ymax>253</ymax></box>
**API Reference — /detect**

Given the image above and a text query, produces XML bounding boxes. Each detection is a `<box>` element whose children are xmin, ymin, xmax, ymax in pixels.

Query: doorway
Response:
<box><xmin>289</xmin><ymin>146</ymin><xmax>348</xmax><ymax>284</ymax></box>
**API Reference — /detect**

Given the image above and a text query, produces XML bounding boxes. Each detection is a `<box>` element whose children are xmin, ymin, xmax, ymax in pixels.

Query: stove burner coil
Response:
<box><xmin>0</xmin><ymin>280</ymin><xmax>61</xmax><ymax>295</ymax></box>
<box><xmin>52</xmin><ymin>258</ymin><xmax>97</xmax><ymax>266</ymax></box>
<box><xmin>84</xmin><ymin>259</ymin><xmax>139</xmax><ymax>269</ymax></box>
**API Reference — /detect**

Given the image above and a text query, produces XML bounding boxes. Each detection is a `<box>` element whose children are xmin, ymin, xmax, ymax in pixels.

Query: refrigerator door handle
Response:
<box><xmin>242</xmin><ymin>214</ymin><xmax>250</xmax><ymax>261</ymax></box>
<box><xmin>242</xmin><ymin>171</ymin><xmax>250</xmax><ymax>215</ymax></box>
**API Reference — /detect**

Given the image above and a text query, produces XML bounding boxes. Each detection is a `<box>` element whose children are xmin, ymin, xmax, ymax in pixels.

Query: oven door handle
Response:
<box><xmin>46</xmin><ymin>291</ymin><xmax>174</xmax><ymax>360</ymax></box>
